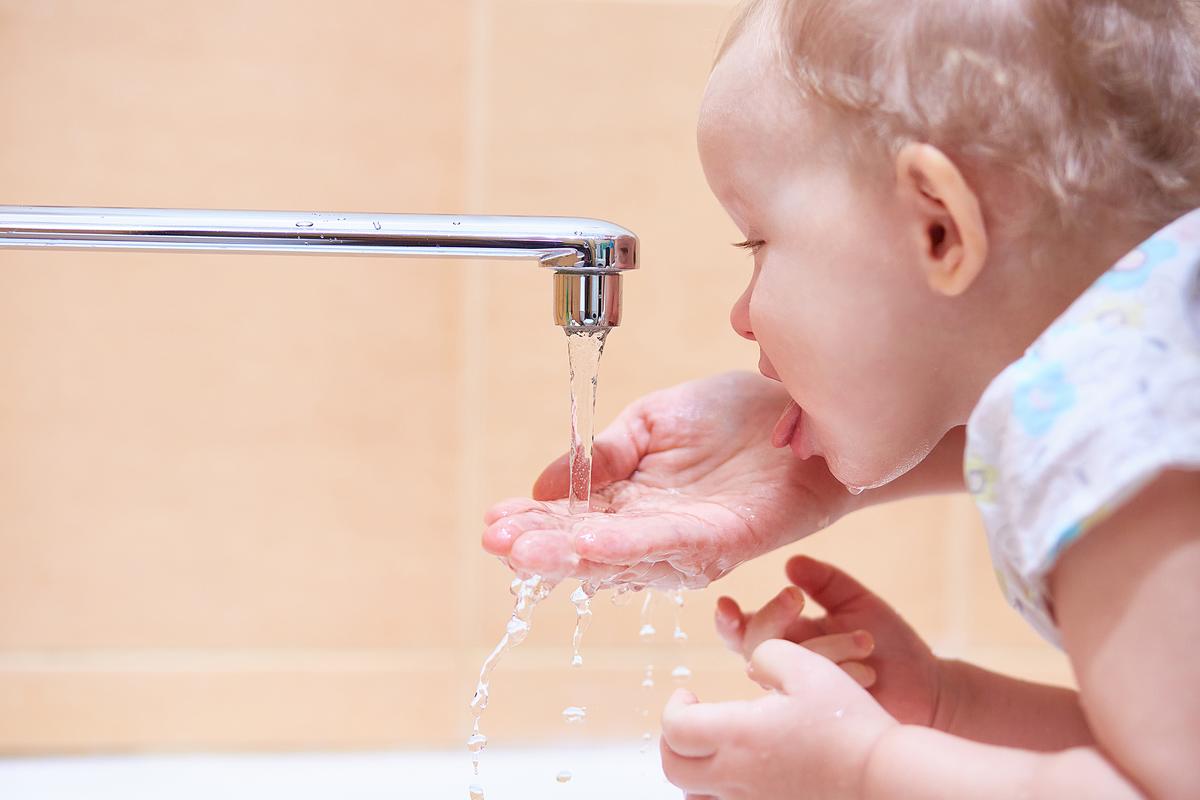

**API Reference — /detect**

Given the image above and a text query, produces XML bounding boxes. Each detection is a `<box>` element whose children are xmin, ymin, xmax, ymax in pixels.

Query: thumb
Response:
<box><xmin>531</xmin><ymin>405</ymin><xmax>648</xmax><ymax>501</ymax></box>
<box><xmin>661</xmin><ymin>688</ymin><xmax>722</xmax><ymax>758</ymax></box>
<box><xmin>747</xmin><ymin>639</ymin><xmax>819</xmax><ymax>695</ymax></box>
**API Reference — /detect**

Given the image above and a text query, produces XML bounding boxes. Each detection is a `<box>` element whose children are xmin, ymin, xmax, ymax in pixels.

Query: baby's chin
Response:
<box><xmin>822</xmin><ymin>437</ymin><xmax>936</xmax><ymax>494</ymax></box>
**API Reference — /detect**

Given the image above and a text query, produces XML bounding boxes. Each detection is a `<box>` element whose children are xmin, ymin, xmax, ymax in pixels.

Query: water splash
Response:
<box><xmin>638</xmin><ymin>591</ymin><xmax>658</xmax><ymax>751</ymax></box>
<box><xmin>569</xmin><ymin>582</ymin><xmax>596</xmax><ymax>667</ymax></box>
<box><xmin>465</xmin><ymin>328</ymin><xmax>610</xmax><ymax>798</ymax></box>
<box><xmin>468</xmin><ymin>575</ymin><xmax>554</xmax><ymax>780</ymax></box>
<box><xmin>561</xmin><ymin>705</ymin><xmax>587</xmax><ymax>723</ymax></box>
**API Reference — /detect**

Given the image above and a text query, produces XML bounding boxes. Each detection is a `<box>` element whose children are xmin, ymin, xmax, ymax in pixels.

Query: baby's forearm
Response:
<box><xmin>936</xmin><ymin>659</ymin><xmax>1094</xmax><ymax>751</ymax></box>
<box><xmin>864</xmin><ymin>725</ymin><xmax>1141</xmax><ymax>800</ymax></box>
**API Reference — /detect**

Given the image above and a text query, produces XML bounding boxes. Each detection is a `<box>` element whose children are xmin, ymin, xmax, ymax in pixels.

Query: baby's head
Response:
<box><xmin>700</xmin><ymin>0</ymin><xmax>1200</xmax><ymax>489</ymax></box>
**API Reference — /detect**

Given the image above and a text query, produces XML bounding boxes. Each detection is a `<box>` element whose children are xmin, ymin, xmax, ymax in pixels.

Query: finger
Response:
<box><xmin>782</xmin><ymin>614</ymin><xmax>826</xmax><ymax>644</ymax></box>
<box><xmin>531</xmin><ymin>407</ymin><xmax>649</xmax><ymax>500</ymax></box>
<box><xmin>571</xmin><ymin>513</ymin><xmax>690</xmax><ymax>565</ymax></box>
<box><xmin>509</xmin><ymin>530</ymin><xmax>578</xmax><ymax>580</ymax></box>
<box><xmin>786</xmin><ymin>555</ymin><xmax>881</xmax><ymax>615</ymax></box>
<box><xmin>659</xmin><ymin>737</ymin><xmax>718</xmax><ymax>795</ymax></box>
<box><xmin>799</xmin><ymin>630</ymin><xmax>875</xmax><ymax>664</ymax></box>
<box><xmin>481</xmin><ymin>502</ymin><xmax>563</xmax><ymax>556</ymax></box>
<box><xmin>741</xmin><ymin>586</ymin><xmax>806</xmax><ymax>658</ymax></box>
<box><xmin>746</xmin><ymin>638</ymin><xmax>816</xmax><ymax>694</ymax></box>
<box><xmin>482</xmin><ymin>496</ymin><xmax>540</xmax><ymax>527</ymax></box>
<box><xmin>840</xmin><ymin>660</ymin><xmax>878</xmax><ymax>688</ymax></box>
<box><xmin>714</xmin><ymin>596</ymin><xmax>746</xmax><ymax>653</ymax></box>
<box><xmin>661</xmin><ymin>688</ymin><xmax>723</xmax><ymax>758</ymax></box>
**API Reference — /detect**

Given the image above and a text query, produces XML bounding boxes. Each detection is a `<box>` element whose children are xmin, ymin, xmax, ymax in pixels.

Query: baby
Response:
<box><xmin>484</xmin><ymin>0</ymin><xmax>1200</xmax><ymax>797</ymax></box>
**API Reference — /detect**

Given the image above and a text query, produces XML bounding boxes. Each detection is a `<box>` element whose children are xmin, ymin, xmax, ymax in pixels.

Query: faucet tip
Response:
<box><xmin>553</xmin><ymin>272</ymin><xmax>622</xmax><ymax>330</ymax></box>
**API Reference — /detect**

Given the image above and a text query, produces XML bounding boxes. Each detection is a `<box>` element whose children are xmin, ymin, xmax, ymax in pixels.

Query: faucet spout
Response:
<box><xmin>0</xmin><ymin>206</ymin><xmax>639</xmax><ymax>329</ymax></box>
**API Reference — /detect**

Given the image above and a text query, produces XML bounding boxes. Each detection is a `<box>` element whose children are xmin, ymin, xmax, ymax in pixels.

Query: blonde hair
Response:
<box><xmin>723</xmin><ymin>0</ymin><xmax>1200</xmax><ymax>241</ymax></box>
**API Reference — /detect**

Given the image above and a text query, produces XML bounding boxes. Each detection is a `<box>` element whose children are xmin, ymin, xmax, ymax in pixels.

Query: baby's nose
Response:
<box><xmin>730</xmin><ymin>286</ymin><xmax>756</xmax><ymax>341</ymax></box>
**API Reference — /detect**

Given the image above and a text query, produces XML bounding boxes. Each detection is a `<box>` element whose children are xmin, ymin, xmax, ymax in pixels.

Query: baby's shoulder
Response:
<box><xmin>964</xmin><ymin>208</ymin><xmax>1200</xmax><ymax>646</ymax></box>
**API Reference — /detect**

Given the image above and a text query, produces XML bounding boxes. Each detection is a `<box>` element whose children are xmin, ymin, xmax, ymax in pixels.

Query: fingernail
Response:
<box><xmin>783</xmin><ymin>586</ymin><xmax>805</xmax><ymax>606</ymax></box>
<box><xmin>852</xmin><ymin>630</ymin><xmax>874</xmax><ymax>651</ymax></box>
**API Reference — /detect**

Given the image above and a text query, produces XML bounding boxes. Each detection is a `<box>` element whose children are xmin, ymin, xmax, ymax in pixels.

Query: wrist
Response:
<box><xmin>930</xmin><ymin>658</ymin><xmax>968</xmax><ymax>735</ymax></box>
<box><xmin>859</xmin><ymin>721</ymin><xmax>906</xmax><ymax>800</ymax></box>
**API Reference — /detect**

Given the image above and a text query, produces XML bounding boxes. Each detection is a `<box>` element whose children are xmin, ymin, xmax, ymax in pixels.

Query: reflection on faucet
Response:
<box><xmin>0</xmin><ymin>206</ymin><xmax>639</xmax><ymax>330</ymax></box>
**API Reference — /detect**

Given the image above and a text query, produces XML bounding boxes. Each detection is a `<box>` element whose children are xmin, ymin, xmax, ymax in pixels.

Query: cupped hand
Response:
<box><xmin>714</xmin><ymin>555</ymin><xmax>944</xmax><ymax>726</ymax></box>
<box><xmin>482</xmin><ymin>372</ymin><xmax>851</xmax><ymax>588</ymax></box>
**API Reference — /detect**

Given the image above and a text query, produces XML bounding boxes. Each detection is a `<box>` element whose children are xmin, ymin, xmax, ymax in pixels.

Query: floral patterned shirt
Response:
<box><xmin>965</xmin><ymin>208</ymin><xmax>1200</xmax><ymax>646</ymax></box>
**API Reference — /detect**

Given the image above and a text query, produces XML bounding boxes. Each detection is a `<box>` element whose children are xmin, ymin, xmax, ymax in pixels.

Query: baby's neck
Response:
<box><xmin>959</xmin><ymin>216</ymin><xmax>1164</xmax><ymax>421</ymax></box>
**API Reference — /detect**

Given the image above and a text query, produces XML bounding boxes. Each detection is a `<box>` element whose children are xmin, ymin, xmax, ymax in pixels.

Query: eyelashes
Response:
<box><xmin>733</xmin><ymin>238</ymin><xmax>766</xmax><ymax>255</ymax></box>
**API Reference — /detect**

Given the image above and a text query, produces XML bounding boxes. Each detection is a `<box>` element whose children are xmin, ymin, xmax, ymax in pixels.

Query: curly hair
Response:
<box><xmin>722</xmin><ymin>0</ymin><xmax>1200</xmax><ymax>243</ymax></box>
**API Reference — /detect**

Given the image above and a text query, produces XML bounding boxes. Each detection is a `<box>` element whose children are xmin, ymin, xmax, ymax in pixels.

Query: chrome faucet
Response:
<box><xmin>0</xmin><ymin>206</ymin><xmax>638</xmax><ymax>329</ymax></box>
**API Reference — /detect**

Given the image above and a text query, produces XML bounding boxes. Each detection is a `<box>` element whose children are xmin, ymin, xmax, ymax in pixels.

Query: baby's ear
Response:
<box><xmin>894</xmin><ymin>143</ymin><xmax>988</xmax><ymax>297</ymax></box>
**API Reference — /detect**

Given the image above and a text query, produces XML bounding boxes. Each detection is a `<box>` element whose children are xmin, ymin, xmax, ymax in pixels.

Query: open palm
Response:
<box><xmin>482</xmin><ymin>372</ymin><xmax>851</xmax><ymax>589</ymax></box>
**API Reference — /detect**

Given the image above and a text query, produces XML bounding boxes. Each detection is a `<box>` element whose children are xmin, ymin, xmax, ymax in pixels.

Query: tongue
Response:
<box><xmin>770</xmin><ymin>400</ymin><xmax>802</xmax><ymax>448</ymax></box>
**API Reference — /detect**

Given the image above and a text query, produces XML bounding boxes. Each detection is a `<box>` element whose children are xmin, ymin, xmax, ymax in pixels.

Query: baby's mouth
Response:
<box><xmin>757</xmin><ymin>353</ymin><xmax>781</xmax><ymax>381</ymax></box>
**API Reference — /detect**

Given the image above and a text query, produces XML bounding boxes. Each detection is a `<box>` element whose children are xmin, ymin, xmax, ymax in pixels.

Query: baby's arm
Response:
<box><xmin>720</xmin><ymin>555</ymin><xmax>1093</xmax><ymax>751</ymax></box>
<box><xmin>866</xmin><ymin>470</ymin><xmax>1200</xmax><ymax>799</ymax></box>
<box><xmin>935</xmin><ymin>659</ymin><xmax>1093</xmax><ymax>751</ymax></box>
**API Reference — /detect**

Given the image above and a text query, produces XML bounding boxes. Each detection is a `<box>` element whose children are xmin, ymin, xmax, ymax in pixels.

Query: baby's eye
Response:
<box><xmin>733</xmin><ymin>238</ymin><xmax>766</xmax><ymax>256</ymax></box>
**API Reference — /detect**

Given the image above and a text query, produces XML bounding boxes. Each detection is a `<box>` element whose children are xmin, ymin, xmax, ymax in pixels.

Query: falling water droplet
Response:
<box><xmin>569</xmin><ymin>583</ymin><xmax>594</xmax><ymax>668</ymax></box>
<box><xmin>638</xmin><ymin>623</ymin><xmax>656</xmax><ymax>639</ymax></box>
<box><xmin>561</xmin><ymin>706</ymin><xmax>587</xmax><ymax>724</ymax></box>
<box><xmin>295</xmin><ymin>220</ymin><xmax>314</xmax><ymax>228</ymax></box>
<box><xmin>847</xmin><ymin>485</ymin><xmax>865</xmax><ymax>495</ymax></box>
<box><xmin>469</xmin><ymin>784</ymin><xmax>485</xmax><ymax>800</ymax></box>
<box><xmin>671</xmin><ymin>665</ymin><xmax>692</xmax><ymax>681</ymax></box>
<box><xmin>556</xmin><ymin>770</ymin><xmax>573</xmax><ymax>784</ymax></box>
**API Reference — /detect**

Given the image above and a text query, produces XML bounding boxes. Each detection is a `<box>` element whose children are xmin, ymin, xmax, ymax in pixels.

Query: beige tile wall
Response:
<box><xmin>0</xmin><ymin>0</ymin><xmax>1071</xmax><ymax>753</ymax></box>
